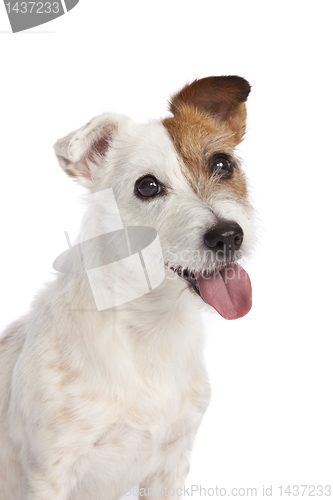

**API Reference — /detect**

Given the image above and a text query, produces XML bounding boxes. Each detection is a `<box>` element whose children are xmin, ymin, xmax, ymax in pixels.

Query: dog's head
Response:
<box><xmin>54</xmin><ymin>76</ymin><xmax>256</xmax><ymax>319</ymax></box>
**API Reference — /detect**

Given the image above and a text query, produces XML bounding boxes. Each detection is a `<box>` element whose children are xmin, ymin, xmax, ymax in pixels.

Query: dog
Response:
<box><xmin>0</xmin><ymin>76</ymin><xmax>256</xmax><ymax>500</ymax></box>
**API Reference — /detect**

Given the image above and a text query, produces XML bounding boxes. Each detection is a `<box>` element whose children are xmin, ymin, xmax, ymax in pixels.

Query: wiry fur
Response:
<box><xmin>0</xmin><ymin>76</ymin><xmax>256</xmax><ymax>499</ymax></box>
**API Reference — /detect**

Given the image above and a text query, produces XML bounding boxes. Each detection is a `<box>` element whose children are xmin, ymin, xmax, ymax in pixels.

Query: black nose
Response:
<box><xmin>204</xmin><ymin>221</ymin><xmax>244</xmax><ymax>255</ymax></box>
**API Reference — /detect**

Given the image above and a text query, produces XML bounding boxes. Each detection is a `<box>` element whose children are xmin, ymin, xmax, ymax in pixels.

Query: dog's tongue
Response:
<box><xmin>195</xmin><ymin>263</ymin><xmax>252</xmax><ymax>320</ymax></box>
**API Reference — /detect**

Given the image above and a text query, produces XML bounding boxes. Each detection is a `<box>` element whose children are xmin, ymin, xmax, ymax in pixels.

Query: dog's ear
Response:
<box><xmin>169</xmin><ymin>76</ymin><xmax>251</xmax><ymax>142</ymax></box>
<box><xmin>54</xmin><ymin>113</ymin><xmax>123</xmax><ymax>188</ymax></box>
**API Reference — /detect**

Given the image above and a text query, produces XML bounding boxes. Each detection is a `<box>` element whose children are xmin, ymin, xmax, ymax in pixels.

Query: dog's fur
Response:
<box><xmin>0</xmin><ymin>76</ymin><xmax>256</xmax><ymax>499</ymax></box>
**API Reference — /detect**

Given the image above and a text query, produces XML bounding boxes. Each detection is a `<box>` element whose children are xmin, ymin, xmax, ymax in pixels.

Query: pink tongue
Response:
<box><xmin>195</xmin><ymin>263</ymin><xmax>252</xmax><ymax>320</ymax></box>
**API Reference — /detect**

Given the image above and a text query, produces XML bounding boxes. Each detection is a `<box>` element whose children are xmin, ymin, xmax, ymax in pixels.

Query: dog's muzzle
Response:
<box><xmin>169</xmin><ymin>219</ymin><xmax>252</xmax><ymax>320</ymax></box>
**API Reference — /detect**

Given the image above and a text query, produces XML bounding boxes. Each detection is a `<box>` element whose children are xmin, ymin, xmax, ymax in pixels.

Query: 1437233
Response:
<box><xmin>5</xmin><ymin>2</ymin><xmax>60</xmax><ymax>14</ymax></box>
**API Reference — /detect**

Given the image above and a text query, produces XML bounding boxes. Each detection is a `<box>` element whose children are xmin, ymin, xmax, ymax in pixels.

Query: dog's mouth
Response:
<box><xmin>169</xmin><ymin>263</ymin><xmax>252</xmax><ymax>320</ymax></box>
<box><xmin>170</xmin><ymin>267</ymin><xmax>200</xmax><ymax>294</ymax></box>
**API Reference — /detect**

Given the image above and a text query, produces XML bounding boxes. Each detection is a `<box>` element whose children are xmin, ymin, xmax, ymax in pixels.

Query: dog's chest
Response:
<box><xmin>69</xmin><ymin>375</ymin><xmax>207</xmax><ymax>499</ymax></box>
<box><xmin>48</xmin><ymin>300</ymin><xmax>209</xmax><ymax>497</ymax></box>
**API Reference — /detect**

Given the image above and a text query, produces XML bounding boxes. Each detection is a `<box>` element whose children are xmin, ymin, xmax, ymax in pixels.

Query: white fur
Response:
<box><xmin>0</xmin><ymin>113</ymin><xmax>256</xmax><ymax>500</ymax></box>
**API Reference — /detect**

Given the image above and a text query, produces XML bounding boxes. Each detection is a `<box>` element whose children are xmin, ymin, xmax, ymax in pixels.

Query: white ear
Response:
<box><xmin>54</xmin><ymin>113</ymin><xmax>126</xmax><ymax>188</ymax></box>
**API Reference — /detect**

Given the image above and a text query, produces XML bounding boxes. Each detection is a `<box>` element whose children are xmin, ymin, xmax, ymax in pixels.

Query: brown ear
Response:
<box><xmin>169</xmin><ymin>76</ymin><xmax>251</xmax><ymax>142</ymax></box>
<box><xmin>54</xmin><ymin>113</ymin><xmax>126</xmax><ymax>189</ymax></box>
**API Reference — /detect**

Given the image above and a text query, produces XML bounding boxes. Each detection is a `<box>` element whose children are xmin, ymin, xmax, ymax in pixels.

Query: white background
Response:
<box><xmin>1</xmin><ymin>1</ymin><xmax>332</xmax><ymax>498</ymax></box>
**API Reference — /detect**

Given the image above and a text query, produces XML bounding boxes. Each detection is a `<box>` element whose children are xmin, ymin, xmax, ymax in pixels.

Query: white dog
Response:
<box><xmin>0</xmin><ymin>76</ymin><xmax>256</xmax><ymax>500</ymax></box>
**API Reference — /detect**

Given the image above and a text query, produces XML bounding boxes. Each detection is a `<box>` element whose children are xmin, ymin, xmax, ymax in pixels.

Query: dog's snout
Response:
<box><xmin>204</xmin><ymin>221</ymin><xmax>244</xmax><ymax>254</ymax></box>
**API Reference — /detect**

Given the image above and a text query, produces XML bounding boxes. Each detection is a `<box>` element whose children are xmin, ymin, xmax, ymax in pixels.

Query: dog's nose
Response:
<box><xmin>204</xmin><ymin>221</ymin><xmax>244</xmax><ymax>254</ymax></box>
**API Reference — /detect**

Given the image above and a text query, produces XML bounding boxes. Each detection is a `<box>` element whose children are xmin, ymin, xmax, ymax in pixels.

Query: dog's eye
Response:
<box><xmin>211</xmin><ymin>154</ymin><xmax>234</xmax><ymax>177</ymax></box>
<box><xmin>135</xmin><ymin>176</ymin><xmax>161</xmax><ymax>198</ymax></box>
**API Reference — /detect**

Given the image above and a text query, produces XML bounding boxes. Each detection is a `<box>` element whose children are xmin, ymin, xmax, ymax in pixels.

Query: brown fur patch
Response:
<box><xmin>163</xmin><ymin>107</ymin><xmax>249</xmax><ymax>204</ymax></box>
<box><xmin>169</xmin><ymin>76</ymin><xmax>250</xmax><ymax>144</ymax></box>
<box><xmin>163</xmin><ymin>76</ymin><xmax>251</xmax><ymax>205</ymax></box>
<box><xmin>170</xmin><ymin>76</ymin><xmax>250</xmax><ymax>113</ymax></box>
